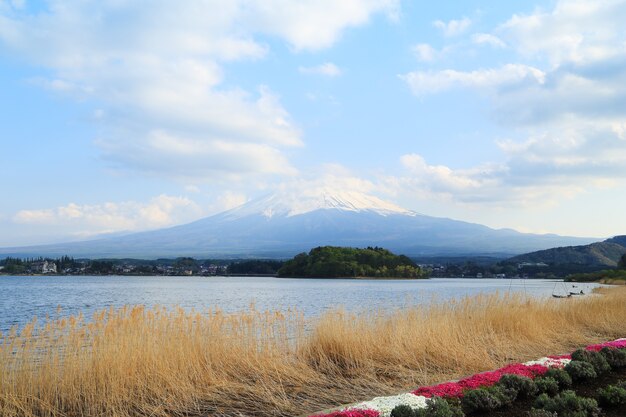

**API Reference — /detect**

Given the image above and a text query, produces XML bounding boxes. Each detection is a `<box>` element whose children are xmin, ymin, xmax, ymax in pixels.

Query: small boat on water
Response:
<box><xmin>552</xmin><ymin>293</ymin><xmax>572</xmax><ymax>299</ymax></box>
<box><xmin>552</xmin><ymin>282</ymin><xmax>586</xmax><ymax>298</ymax></box>
<box><xmin>568</xmin><ymin>284</ymin><xmax>586</xmax><ymax>296</ymax></box>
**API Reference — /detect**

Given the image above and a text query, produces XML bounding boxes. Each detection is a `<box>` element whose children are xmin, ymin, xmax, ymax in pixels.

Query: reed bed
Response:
<box><xmin>1</xmin><ymin>287</ymin><xmax>626</xmax><ymax>417</ymax></box>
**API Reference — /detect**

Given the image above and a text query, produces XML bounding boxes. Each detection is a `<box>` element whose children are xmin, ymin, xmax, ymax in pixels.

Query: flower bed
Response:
<box><xmin>413</xmin><ymin>363</ymin><xmax>552</xmax><ymax>399</ymax></box>
<box><xmin>585</xmin><ymin>339</ymin><xmax>626</xmax><ymax>352</ymax></box>
<box><xmin>309</xmin><ymin>338</ymin><xmax>625</xmax><ymax>417</ymax></box>
<box><xmin>310</xmin><ymin>410</ymin><xmax>381</xmax><ymax>417</ymax></box>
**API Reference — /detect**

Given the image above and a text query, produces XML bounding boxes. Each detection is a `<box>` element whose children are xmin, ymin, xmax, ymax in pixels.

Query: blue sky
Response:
<box><xmin>1</xmin><ymin>0</ymin><xmax>626</xmax><ymax>246</ymax></box>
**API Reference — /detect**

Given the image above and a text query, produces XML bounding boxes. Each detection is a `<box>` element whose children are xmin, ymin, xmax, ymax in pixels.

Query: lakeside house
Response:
<box><xmin>29</xmin><ymin>260</ymin><xmax>58</xmax><ymax>274</ymax></box>
<box><xmin>518</xmin><ymin>262</ymin><xmax>549</xmax><ymax>269</ymax></box>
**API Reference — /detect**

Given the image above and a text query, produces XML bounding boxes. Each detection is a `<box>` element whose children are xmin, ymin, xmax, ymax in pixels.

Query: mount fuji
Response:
<box><xmin>0</xmin><ymin>189</ymin><xmax>598</xmax><ymax>258</ymax></box>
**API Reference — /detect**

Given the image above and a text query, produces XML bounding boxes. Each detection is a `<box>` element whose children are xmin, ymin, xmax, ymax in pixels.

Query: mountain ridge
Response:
<box><xmin>216</xmin><ymin>188</ymin><xmax>415</xmax><ymax>220</ymax></box>
<box><xmin>508</xmin><ymin>236</ymin><xmax>626</xmax><ymax>267</ymax></box>
<box><xmin>0</xmin><ymin>190</ymin><xmax>599</xmax><ymax>259</ymax></box>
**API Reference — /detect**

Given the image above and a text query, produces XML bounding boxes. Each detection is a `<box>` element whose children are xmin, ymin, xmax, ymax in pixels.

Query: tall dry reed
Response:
<box><xmin>1</xmin><ymin>287</ymin><xmax>625</xmax><ymax>417</ymax></box>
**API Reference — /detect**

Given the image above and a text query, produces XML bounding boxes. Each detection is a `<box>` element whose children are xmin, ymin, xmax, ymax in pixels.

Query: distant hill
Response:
<box><xmin>605</xmin><ymin>235</ymin><xmax>626</xmax><ymax>247</ymax></box>
<box><xmin>508</xmin><ymin>236</ymin><xmax>626</xmax><ymax>267</ymax></box>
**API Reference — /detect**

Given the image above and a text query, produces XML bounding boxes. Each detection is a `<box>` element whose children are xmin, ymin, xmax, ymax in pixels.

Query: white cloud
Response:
<box><xmin>13</xmin><ymin>209</ymin><xmax>55</xmax><ymax>224</ymax></box>
<box><xmin>497</xmin><ymin>122</ymin><xmax>626</xmax><ymax>177</ymax></box>
<box><xmin>269</xmin><ymin>164</ymin><xmax>377</xmax><ymax>198</ymax></box>
<box><xmin>500</xmin><ymin>0</ymin><xmax>626</xmax><ymax>65</ymax></box>
<box><xmin>472</xmin><ymin>33</ymin><xmax>506</xmax><ymax>48</ymax></box>
<box><xmin>215</xmin><ymin>191</ymin><xmax>248</xmax><ymax>211</ymax></box>
<box><xmin>13</xmin><ymin>195</ymin><xmax>203</xmax><ymax>237</ymax></box>
<box><xmin>400</xmin><ymin>154</ymin><xmax>501</xmax><ymax>191</ymax></box>
<box><xmin>253</xmin><ymin>0</ymin><xmax>399</xmax><ymax>50</ymax></box>
<box><xmin>299</xmin><ymin>62</ymin><xmax>342</xmax><ymax>77</ymax></box>
<box><xmin>0</xmin><ymin>0</ymin><xmax>396</xmax><ymax>181</ymax></box>
<box><xmin>399</xmin><ymin>0</ymin><xmax>626</xmax><ymax>207</ymax></box>
<box><xmin>412</xmin><ymin>43</ymin><xmax>438</xmax><ymax>62</ymax></box>
<box><xmin>184</xmin><ymin>185</ymin><xmax>201</xmax><ymax>194</ymax></box>
<box><xmin>380</xmin><ymin>153</ymin><xmax>593</xmax><ymax>209</ymax></box>
<box><xmin>396</xmin><ymin>154</ymin><xmax>510</xmax><ymax>203</ymax></box>
<box><xmin>433</xmin><ymin>17</ymin><xmax>471</xmax><ymax>37</ymax></box>
<box><xmin>98</xmin><ymin>128</ymin><xmax>299</xmax><ymax>180</ymax></box>
<box><xmin>401</xmin><ymin>64</ymin><xmax>545</xmax><ymax>96</ymax></box>
<box><xmin>391</xmin><ymin>116</ymin><xmax>626</xmax><ymax>206</ymax></box>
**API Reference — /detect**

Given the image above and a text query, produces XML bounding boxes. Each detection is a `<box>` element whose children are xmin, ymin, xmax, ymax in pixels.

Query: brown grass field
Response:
<box><xmin>600</xmin><ymin>278</ymin><xmax>626</xmax><ymax>285</ymax></box>
<box><xmin>1</xmin><ymin>287</ymin><xmax>625</xmax><ymax>417</ymax></box>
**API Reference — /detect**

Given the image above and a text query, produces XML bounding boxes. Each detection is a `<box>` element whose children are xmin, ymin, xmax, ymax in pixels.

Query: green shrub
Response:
<box><xmin>597</xmin><ymin>384</ymin><xmax>626</xmax><ymax>407</ymax></box>
<box><xmin>414</xmin><ymin>397</ymin><xmax>464</xmax><ymax>417</ymax></box>
<box><xmin>461</xmin><ymin>387</ymin><xmax>502</xmax><ymax>413</ymax></box>
<box><xmin>600</xmin><ymin>347</ymin><xmax>626</xmax><ymax>368</ymax></box>
<box><xmin>535</xmin><ymin>377</ymin><xmax>560</xmax><ymax>396</ymax></box>
<box><xmin>571</xmin><ymin>349</ymin><xmax>611</xmax><ymax>374</ymax></box>
<box><xmin>493</xmin><ymin>385</ymin><xmax>517</xmax><ymax>407</ymax></box>
<box><xmin>534</xmin><ymin>393</ymin><xmax>552</xmax><ymax>410</ymax></box>
<box><xmin>617</xmin><ymin>380</ymin><xmax>626</xmax><ymax>390</ymax></box>
<box><xmin>565</xmin><ymin>360</ymin><xmax>597</xmax><ymax>381</ymax></box>
<box><xmin>527</xmin><ymin>410</ymin><xmax>557</xmax><ymax>417</ymax></box>
<box><xmin>544</xmin><ymin>367</ymin><xmax>572</xmax><ymax>389</ymax></box>
<box><xmin>391</xmin><ymin>404</ymin><xmax>415</xmax><ymax>417</ymax></box>
<box><xmin>533</xmin><ymin>390</ymin><xmax>600</xmax><ymax>417</ymax></box>
<box><xmin>498</xmin><ymin>374</ymin><xmax>538</xmax><ymax>397</ymax></box>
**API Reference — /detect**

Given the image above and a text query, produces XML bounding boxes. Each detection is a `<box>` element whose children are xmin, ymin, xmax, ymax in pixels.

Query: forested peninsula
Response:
<box><xmin>277</xmin><ymin>246</ymin><xmax>427</xmax><ymax>278</ymax></box>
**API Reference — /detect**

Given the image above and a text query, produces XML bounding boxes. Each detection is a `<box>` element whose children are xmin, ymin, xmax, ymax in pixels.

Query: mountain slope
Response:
<box><xmin>0</xmin><ymin>189</ymin><xmax>598</xmax><ymax>258</ymax></box>
<box><xmin>508</xmin><ymin>237</ymin><xmax>626</xmax><ymax>267</ymax></box>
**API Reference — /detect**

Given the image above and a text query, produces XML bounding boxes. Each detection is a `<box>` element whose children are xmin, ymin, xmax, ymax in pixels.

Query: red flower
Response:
<box><xmin>585</xmin><ymin>340</ymin><xmax>626</xmax><ymax>352</ymax></box>
<box><xmin>310</xmin><ymin>409</ymin><xmax>380</xmax><ymax>417</ymax></box>
<box><xmin>412</xmin><ymin>363</ymin><xmax>549</xmax><ymax>399</ymax></box>
<box><xmin>413</xmin><ymin>382</ymin><xmax>464</xmax><ymax>398</ymax></box>
<box><xmin>497</xmin><ymin>363</ymin><xmax>549</xmax><ymax>378</ymax></box>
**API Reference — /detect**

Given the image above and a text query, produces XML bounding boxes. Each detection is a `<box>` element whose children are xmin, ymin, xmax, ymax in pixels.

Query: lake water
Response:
<box><xmin>0</xmin><ymin>276</ymin><xmax>599</xmax><ymax>332</ymax></box>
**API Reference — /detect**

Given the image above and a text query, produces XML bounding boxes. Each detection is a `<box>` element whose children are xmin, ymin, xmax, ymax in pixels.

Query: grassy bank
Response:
<box><xmin>1</xmin><ymin>288</ymin><xmax>626</xmax><ymax>417</ymax></box>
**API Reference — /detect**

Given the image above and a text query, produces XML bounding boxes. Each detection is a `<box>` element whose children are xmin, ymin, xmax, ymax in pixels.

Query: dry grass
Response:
<box><xmin>1</xmin><ymin>287</ymin><xmax>626</xmax><ymax>417</ymax></box>
<box><xmin>600</xmin><ymin>278</ymin><xmax>626</xmax><ymax>285</ymax></box>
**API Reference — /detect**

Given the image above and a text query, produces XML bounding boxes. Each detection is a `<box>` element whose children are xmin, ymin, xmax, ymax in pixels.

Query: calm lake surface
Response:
<box><xmin>0</xmin><ymin>276</ymin><xmax>600</xmax><ymax>332</ymax></box>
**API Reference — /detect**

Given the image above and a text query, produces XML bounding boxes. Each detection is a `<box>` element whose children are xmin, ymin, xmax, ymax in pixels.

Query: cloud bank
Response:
<box><xmin>399</xmin><ymin>0</ymin><xmax>626</xmax><ymax>207</ymax></box>
<box><xmin>0</xmin><ymin>0</ymin><xmax>397</xmax><ymax>181</ymax></box>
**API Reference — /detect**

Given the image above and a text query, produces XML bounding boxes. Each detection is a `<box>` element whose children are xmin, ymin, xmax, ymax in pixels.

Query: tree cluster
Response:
<box><xmin>277</xmin><ymin>246</ymin><xmax>426</xmax><ymax>278</ymax></box>
<box><xmin>0</xmin><ymin>256</ymin><xmax>78</xmax><ymax>274</ymax></box>
<box><xmin>228</xmin><ymin>260</ymin><xmax>284</xmax><ymax>275</ymax></box>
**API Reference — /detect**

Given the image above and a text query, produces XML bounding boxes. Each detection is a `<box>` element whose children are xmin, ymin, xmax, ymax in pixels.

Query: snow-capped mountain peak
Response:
<box><xmin>220</xmin><ymin>188</ymin><xmax>416</xmax><ymax>220</ymax></box>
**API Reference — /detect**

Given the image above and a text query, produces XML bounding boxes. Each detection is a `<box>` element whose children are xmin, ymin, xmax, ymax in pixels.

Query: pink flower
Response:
<box><xmin>412</xmin><ymin>363</ymin><xmax>549</xmax><ymax>398</ymax></box>
<box><xmin>310</xmin><ymin>409</ymin><xmax>380</xmax><ymax>417</ymax></box>
<box><xmin>497</xmin><ymin>363</ymin><xmax>549</xmax><ymax>378</ymax></box>
<box><xmin>585</xmin><ymin>340</ymin><xmax>626</xmax><ymax>352</ymax></box>
<box><xmin>413</xmin><ymin>382</ymin><xmax>464</xmax><ymax>398</ymax></box>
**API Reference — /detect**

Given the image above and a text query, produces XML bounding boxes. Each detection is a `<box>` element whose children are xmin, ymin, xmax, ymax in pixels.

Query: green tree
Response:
<box><xmin>619</xmin><ymin>253</ymin><xmax>626</xmax><ymax>269</ymax></box>
<box><xmin>277</xmin><ymin>246</ymin><xmax>427</xmax><ymax>279</ymax></box>
<box><xmin>87</xmin><ymin>260</ymin><xmax>114</xmax><ymax>274</ymax></box>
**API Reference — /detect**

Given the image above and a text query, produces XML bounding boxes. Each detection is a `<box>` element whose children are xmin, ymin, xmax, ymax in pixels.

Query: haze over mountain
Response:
<box><xmin>0</xmin><ymin>189</ymin><xmax>598</xmax><ymax>259</ymax></box>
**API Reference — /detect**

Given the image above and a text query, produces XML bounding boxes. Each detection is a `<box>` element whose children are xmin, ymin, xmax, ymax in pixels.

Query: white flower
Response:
<box><xmin>347</xmin><ymin>393</ymin><xmax>428</xmax><ymax>417</ymax></box>
<box><xmin>524</xmin><ymin>357</ymin><xmax>571</xmax><ymax>368</ymax></box>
